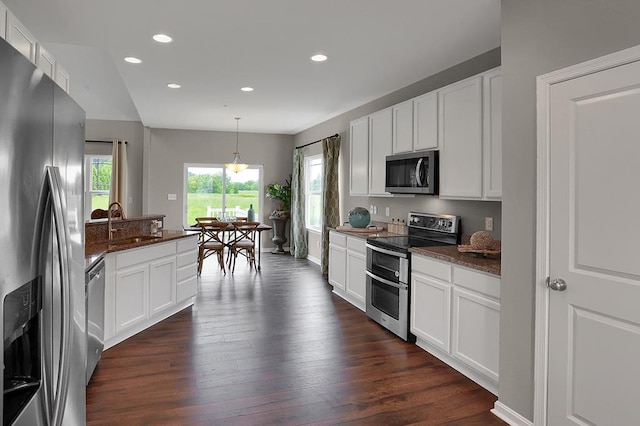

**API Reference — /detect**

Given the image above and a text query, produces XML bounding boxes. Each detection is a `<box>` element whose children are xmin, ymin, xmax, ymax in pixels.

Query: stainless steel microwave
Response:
<box><xmin>385</xmin><ymin>151</ymin><xmax>438</xmax><ymax>194</ymax></box>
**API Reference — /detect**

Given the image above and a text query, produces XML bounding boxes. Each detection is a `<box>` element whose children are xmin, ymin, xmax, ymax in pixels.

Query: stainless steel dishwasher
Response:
<box><xmin>85</xmin><ymin>258</ymin><xmax>105</xmax><ymax>384</ymax></box>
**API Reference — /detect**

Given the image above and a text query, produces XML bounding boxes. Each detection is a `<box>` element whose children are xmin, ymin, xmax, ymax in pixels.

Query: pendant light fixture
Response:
<box><xmin>225</xmin><ymin>117</ymin><xmax>249</xmax><ymax>173</ymax></box>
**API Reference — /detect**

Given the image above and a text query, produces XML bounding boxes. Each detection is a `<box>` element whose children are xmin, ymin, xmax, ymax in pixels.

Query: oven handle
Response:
<box><xmin>365</xmin><ymin>270</ymin><xmax>408</xmax><ymax>291</ymax></box>
<box><xmin>366</xmin><ymin>243</ymin><xmax>408</xmax><ymax>259</ymax></box>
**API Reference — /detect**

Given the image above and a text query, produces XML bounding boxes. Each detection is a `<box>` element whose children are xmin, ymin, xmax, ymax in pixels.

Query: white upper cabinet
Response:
<box><xmin>392</xmin><ymin>100</ymin><xmax>414</xmax><ymax>154</ymax></box>
<box><xmin>6</xmin><ymin>12</ymin><xmax>36</xmax><ymax>62</ymax></box>
<box><xmin>54</xmin><ymin>63</ymin><xmax>70</xmax><ymax>93</ymax></box>
<box><xmin>349</xmin><ymin>116</ymin><xmax>369</xmax><ymax>196</ymax></box>
<box><xmin>368</xmin><ymin>108</ymin><xmax>392</xmax><ymax>196</ymax></box>
<box><xmin>36</xmin><ymin>44</ymin><xmax>56</xmax><ymax>78</ymax></box>
<box><xmin>483</xmin><ymin>68</ymin><xmax>502</xmax><ymax>200</ymax></box>
<box><xmin>438</xmin><ymin>75</ymin><xmax>484</xmax><ymax>199</ymax></box>
<box><xmin>413</xmin><ymin>91</ymin><xmax>439</xmax><ymax>151</ymax></box>
<box><xmin>0</xmin><ymin>2</ymin><xmax>7</xmax><ymax>40</ymax></box>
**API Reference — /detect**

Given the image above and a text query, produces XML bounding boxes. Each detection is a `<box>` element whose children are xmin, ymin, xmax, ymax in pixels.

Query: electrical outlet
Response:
<box><xmin>385</xmin><ymin>207</ymin><xmax>390</xmax><ymax>217</ymax></box>
<box><xmin>168</xmin><ymin>193</ymin><xmax>177</xmax><ymax>201</ymax></box>
<box><xmin>485</xmin><ymin>217</ymin><xmax>494</xmax><ymax>232</ymax></box>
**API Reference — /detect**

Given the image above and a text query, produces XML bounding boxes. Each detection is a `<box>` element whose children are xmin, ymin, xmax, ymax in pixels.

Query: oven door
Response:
<box><xmin>365</xmin><ymin>243</ymin><xmax>411</xmax><ymax>340</ymax></box>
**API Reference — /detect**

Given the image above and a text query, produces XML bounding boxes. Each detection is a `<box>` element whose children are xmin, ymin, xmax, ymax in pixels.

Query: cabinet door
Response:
<box><xmin>0</xmin><ymin>3</ymin><xmax>7</xmax><ymax>40</ymax></box>
<box><xmin>452</xmin><ymin>287</ymin><xmax>500</xmax><ymax>382</ymax></box>
<box><xmin>349</xmin><ymin>116</ymin><xmax>369</xmax><ymax>196</ymax></box>
<box><xmin>328</xmin><ymin>244</ymin><xmax>347</xmax><ymax>291</ymax></box>
<box><xmin>368</xmin><ymin>108</ymin><xmax>392</xmax><ymax>196</ymax></box>
<box><xmin>6</xmin><ymin>12</ymin><xmax>36</xmax><ymax>62</ymax></box>
<box><xmin>392</xmin><ymin>100</ymin><xmax>413</xmax><ymax>154</ymax></box>
<box><xmin>36</xmin><ymin>44</ymin><xmax>55</xmax><ymax>78</ymax></box>
<box><xmin>149</xmin><ymin>256</ymin><xmax>176</xmax><ymax>315</ymax></box>
<box><xmin>346</xmin><ymin>247</ymin><xmax>366</xmax><ymax>310</ymax></box>
<box><xmin>438</xmin><ymin>76</ymin><xmax>483</xmax><ymax>199</ymax></box>
<box><xmin>413</xmin><ymin>91</ymin><xmax>438</xmax><ymax>151</ymax></box>
<box><xmin>54</xmin><ymin>63</ymin><xmax>70</xmax><ymax>93</ymax></box>
<box><xmin>115</xmin><ymin>264</ymin><xmax>149</xmax><ymax>333</ymax></box>
<box><xmin>483</xmin><ymin>68</ymin><xmax>502</xmax><ymax>200</ymax></box>
<box><xmin>411</xmin><ymin>272</ymin><xmax>452</xmax><ymax>352</ymax></box>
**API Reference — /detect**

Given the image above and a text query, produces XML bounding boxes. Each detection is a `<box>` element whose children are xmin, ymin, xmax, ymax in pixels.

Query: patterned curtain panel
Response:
<box><xmin>109</xmin><ymin>140</ymin><xmax>128</xmax><ymax>206</ymax></box>
<box><xmin>290</xmin><ymin>149</ymin><xmax>307</xmax><ymax>258</ymax></box>
<box><xmin>321</xmin><ymin>134</ymin><xmax>341</xmax><ymax>275</ymax></box>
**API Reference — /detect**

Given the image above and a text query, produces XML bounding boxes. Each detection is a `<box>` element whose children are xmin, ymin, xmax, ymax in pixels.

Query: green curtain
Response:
<box><xmin>290</xmin><ymin>149</ymin><xmax>307</xmax><ymax>258</ymax></box>
<box><xmin>321</xmin><ymin>134</ymin><xmax>341</xmax><ymax>275</ymax></box>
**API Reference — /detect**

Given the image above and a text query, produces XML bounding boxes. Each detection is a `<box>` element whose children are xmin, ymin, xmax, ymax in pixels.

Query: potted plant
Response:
<box><xmin>266</xmin><ymin>176</ymin><xmax>292</xmax><ymax>253</ymax></box>
<box><xmin>266</xmin><ymin>176</ymin><xmax>291</xmax><ymax>217</ymax></box>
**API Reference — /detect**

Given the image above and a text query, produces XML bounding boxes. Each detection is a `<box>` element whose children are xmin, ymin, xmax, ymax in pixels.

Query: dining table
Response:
<box><xmin>183</xmin><ymin>222</ymin><xmax>273</xmax><ymax>271</ymax></box>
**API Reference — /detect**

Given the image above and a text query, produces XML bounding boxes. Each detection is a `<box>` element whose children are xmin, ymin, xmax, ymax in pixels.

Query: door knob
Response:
<box><xmin>547</xmin><ymin>277</ymin><xmax>567</xmax><ymax>291</ymax></box>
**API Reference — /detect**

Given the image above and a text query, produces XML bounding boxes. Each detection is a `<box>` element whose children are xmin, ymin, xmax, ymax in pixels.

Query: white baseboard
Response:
<box><xmin>491</xmin><ymin>401</ymin><xmax>533</xmax><ymax>426</ymax></box>
<box><xmin>307</xmin><ymin>255</ymin><xmax>320</xmax><ymax>265</ymax></box>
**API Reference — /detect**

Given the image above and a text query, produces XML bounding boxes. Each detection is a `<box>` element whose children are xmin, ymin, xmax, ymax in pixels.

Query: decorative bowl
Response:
<box><xmin>348</xmin><ymin>207</ymin><xmax>371</xmax><ymax>228</ymax></box>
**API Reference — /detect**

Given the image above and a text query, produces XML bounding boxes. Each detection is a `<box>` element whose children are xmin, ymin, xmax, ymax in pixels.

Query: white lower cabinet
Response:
<box><xmin>105</xmin><ymin>235</ymin><xmax>198</xmax><ymax>349</ymax></box>
<box><xmin>328</xmin><ymin>231</ymin><xmax>347</xmax><ymax>291</ymax></box>
<box><xmin>329</xmin><ymin>231</ymin><xmax>366</xmax><ymax>311</ymax></box>
<box><xmin>411</xmin><ymin>254</ymin><xmax>500</xmax><ymax>394</ymax></box>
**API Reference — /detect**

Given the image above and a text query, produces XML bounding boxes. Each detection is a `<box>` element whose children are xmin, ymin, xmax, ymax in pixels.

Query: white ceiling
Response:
<box><xmin>4</xmin><ymin>0</ymin><xmax>500</xmax><ymax>134</ymax></box>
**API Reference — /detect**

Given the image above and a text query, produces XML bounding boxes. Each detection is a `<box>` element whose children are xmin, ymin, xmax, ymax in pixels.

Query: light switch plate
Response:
<box><xmin>485</xmin><ymin>217</ymin><xmax>494</xmax><ymax>231</ymax></box>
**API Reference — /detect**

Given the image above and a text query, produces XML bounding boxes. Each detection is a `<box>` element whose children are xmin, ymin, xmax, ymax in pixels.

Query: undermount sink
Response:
<box><xmin>108</xmin><ymin>235</ymin><xmax>162</xmax><ymax>246</ymax></box>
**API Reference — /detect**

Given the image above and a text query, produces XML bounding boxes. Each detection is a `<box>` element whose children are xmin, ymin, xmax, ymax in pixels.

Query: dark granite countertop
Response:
<box><xmin>85</xmin><ymin>229</ymin><xmax>199</xmax><ymax>257</ymax></box>
<box><xmin>410</xmin><ymin>245</ymin><xmax>501</xmax><ymax>277</ymax></box>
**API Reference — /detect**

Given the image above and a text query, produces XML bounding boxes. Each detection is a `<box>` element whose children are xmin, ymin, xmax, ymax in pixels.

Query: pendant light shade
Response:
<box><xmin>225</xmin><ymin>117</ymin><xmax>249</xmax><ymax>173</ymax></box>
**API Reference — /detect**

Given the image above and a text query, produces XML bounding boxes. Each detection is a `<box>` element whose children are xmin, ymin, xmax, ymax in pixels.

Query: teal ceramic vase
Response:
<box><xmin>348</xmin><ymin>207</ymin><xmax>371</xmax><ymax>228</ymax></box>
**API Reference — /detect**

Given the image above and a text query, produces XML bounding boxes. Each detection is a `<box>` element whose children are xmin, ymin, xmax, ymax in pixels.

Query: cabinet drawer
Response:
<box><xmin>329</xmin><ymin>231</ymin><xmax>346</xmax><ymax>247</ymax></box>
<box><xmin>412</xmin><ymin>255</ymin><xmax>452</xmax><ymax>282</ymax></box>
<box><xmin>177</xmin><ymin>250</ymin><xmax>197</xmax><ymax>268</ymax></box>
<box><xmin>346</xmin><ymin>236</ymin><xmax>366</xmax><ymax>253</ymax></box>
<box><xmin>177</xmin><ymin>263</ymin><xmax>197</xmax><ymax>282</ymax></box>
<box><xmin>116</xmin><ymin>241</ymin><xmax>176</xmax><ymax>270</ymax></box>
<box><xmin>177</xmin><ymin>276</ymin><xmax>197</xmax><ymax>302</ymax></box>
<box><xmin>453</xmin><ymin>266</ymin><xmax>500</xmax><ymax>299</ymax></box>
<box><xmin>177</xmin><ymin>235</ymin><xmax>198</xmax><ymax>253</ymax></box>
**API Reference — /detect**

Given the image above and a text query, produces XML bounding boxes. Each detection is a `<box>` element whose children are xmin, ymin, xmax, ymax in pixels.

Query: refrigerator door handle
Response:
<box><xmin>35</xmin><ymin>166</ymin><xmax>73</xmax><ymax>426</ymax></box>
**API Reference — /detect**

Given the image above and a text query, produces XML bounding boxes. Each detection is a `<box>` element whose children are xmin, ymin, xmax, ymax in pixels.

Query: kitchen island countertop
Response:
<box><xmin>85</xmin><ymin>229</ymin><xmax>198</xmax><ymax>257</ymax></box>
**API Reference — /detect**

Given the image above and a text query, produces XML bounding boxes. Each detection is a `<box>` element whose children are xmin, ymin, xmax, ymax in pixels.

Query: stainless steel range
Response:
<box><xmin>365</xmin><ymin>212</ymin><xmax>461</xmax><ymax>341</ymax></box>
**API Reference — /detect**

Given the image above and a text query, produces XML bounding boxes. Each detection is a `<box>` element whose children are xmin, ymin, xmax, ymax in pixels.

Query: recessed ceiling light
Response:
<box><xmin>167</xmin><ymin>83</ymin><xmax>181</xmax><ymax>89</ymax></box>
<box><xmin>311</xmin><ymin>54</ymin><xmax>328</xmax><ymax>62</ymax></box>
<box><xmin>124</xmin><ymin>57</ymin><xmax>142</xmax><ymax>64</ymax></box>
<box><xmin>241</xmin><ymin>87</ymin><xmax>254</xmax><ymax>92</ymax></box>
<box><xmin>153</xmin><ymin>34</ymin><xmax>173</xmax><ymax>43</ymax></box>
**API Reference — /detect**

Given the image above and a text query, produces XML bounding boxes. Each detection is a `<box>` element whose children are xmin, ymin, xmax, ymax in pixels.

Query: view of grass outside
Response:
<box><xmin>185</xmin><ymin>166</ymin><xmax>260</xmax><ymax>225</ymax></box>
<box><xmin>88</xmin><ymin>155</ymin><xmax>111</xmax><ymax>213</ymax></box>
<box><xmin>306</xmin><ymin>156</ymin><xmax>323</xmax><ymax>230</ymax></box>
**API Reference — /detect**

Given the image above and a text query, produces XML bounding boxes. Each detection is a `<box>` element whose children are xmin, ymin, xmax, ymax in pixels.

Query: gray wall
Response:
<box><xmin>293</xmin><ymin>48</ymin><xmax>502</xmax><ymax>239</ymax></box>
<box><xmin>500</xmin><ymin>0</ymin><xmax>640</xmax><ymax>421</ymax></box>
<box><xmin>147</xmin><ymin>128</ymin><xmax>294</xmax><ymax>237</ymax></box>
<box><xmin>85</xmin><ymin>119</ymin><xmax>145</xmax><ymax>217</ymax></box>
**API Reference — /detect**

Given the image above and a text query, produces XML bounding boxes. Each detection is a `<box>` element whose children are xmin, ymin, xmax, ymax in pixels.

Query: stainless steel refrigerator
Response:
<box><xmin>0</xmin><ymin>37</ymin><xmax>86</xmax><ymax>425</ymax></box>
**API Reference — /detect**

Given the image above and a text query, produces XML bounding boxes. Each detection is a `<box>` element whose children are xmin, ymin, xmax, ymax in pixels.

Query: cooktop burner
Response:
<box><xmin>366</xmin><ymin>212</ymin><xmax>461</xmax><ymax>252</ymax></box>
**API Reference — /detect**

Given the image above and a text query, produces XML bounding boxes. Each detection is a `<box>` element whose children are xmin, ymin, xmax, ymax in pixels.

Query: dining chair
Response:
<box><xmin>195</xmin><ymin>217</ymin><xmax>228</xmax><ymax>275</ymax></box>
<box><xmin>228</xmin><ymin>221</ymin><xmax>260</xmax><ymax>273</ymax></box>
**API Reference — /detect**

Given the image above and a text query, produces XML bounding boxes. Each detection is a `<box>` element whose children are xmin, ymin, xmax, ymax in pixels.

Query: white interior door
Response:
<box><xmin>547</xmin><ymin>57</ymin><xmax>640</xmax><ymax>425</ymax></box>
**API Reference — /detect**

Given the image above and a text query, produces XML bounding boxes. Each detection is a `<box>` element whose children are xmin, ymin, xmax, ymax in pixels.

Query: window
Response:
<box><xmin>184</xmin><ymin>164</ymin><xmax>262</xmax><ymax>225</ymax></box>
<box><xmin>305</xmin><ymin>155</ymin><xmax>323</xmax><ymax>231</ymax></box>
<box><xmin>84</xmin><ymin>155</ymin><xmax>111</xmax><ymax>219</ymax></box>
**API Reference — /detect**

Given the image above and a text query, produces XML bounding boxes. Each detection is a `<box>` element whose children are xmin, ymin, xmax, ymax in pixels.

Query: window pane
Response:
<box><xmin>185</xmin><ymin>166</ymin><xmax>261</xmax><ymax>225</ymax></box>
<box><xmin>227</xmin><ymin>168</ymin><xmax>260</xmax><ymax>219</ymax></box>
<box><xmin>91</xmin><ymin>157</ymin><xmax>112</xmax><ymax>191</ymax></box>
<box><xmin>92</xmin><ymin>193</ymin><xmax>110</xmax><ymax>210</ymax></box>
<box><xmin>186</xmin><ymin>167</ymin><xmax>224</xmax><ymax>223</ymax></box>
<box><xmin>308</xmin><ymin>194</ymin><xmax>322</xmax><ymax>227</ymax></box>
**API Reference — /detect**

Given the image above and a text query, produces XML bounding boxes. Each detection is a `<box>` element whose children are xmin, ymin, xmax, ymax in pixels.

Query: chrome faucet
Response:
<box><xmin>107</xmin><ymin>201</ymin><xmax>126</xmax><ymax>240</ymax></box>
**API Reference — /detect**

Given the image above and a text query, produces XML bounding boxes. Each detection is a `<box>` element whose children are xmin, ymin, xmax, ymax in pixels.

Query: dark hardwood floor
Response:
<box><xmin>86</xmin><ymin>253</ymin><xmax>505</xmax><ymax>425</ymax></box>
